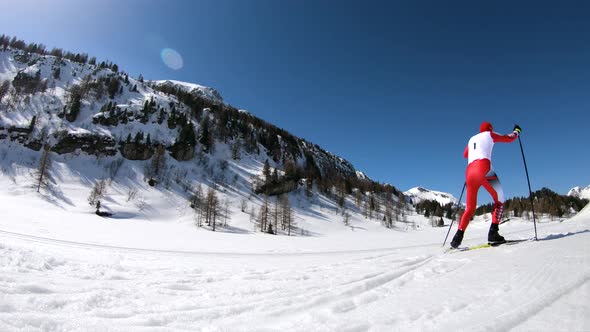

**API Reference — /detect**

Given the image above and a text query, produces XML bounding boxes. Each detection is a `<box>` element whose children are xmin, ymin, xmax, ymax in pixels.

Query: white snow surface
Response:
<box><xmin>1</xmin><ymin>164</ymin><xmax>589</xmax><ymax>331</ymax></box>
<box><xmin>404</xmin><ymin>186</ymin><xmax>459</xmax><ymax>206</ymax></box>
<box><xmin>568</xmin><ymin>185</ymin><xmax>590</xmax><ymax>200</ymax></box>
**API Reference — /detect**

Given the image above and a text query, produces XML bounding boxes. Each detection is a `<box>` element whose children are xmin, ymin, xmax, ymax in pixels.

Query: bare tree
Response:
<box><xmin>88</xmin><ymin>180</ymin><xmax>107</xmax><ymax>214</ymax></box>
<box><xmin>204</xmin><ymin>188</ymin><xmax>219</xmax><ymax>231</ymax></box>
<box><xmin>35</xmin><ymin>144</ymin><xmax>52</xmax><ymax>193</ymax></box>
<box><xmin>281</xmin><ymin>195</ymin><xmax>296</xmax><ymax>236</ymax></box>
<box><xmin>384</xmin><ymin>199</ymin><xmax>393</xmax><ymax>228</ymax></box>
<box><xmin>343</xmin><ymin>209</ymin><xmax>351</xmax><ymax>226</ymax></box>
<box><xmin>396</xmin><ymin>194</ymin><xmax>405</xmax><ymax>219</ymax></box>
<box><xmin>191</xmin><ymin>183</ymin><xmax>203</xmax><ymax>209</ymax></box>
<box><xmin>240</xmin><ymin>198</ymin><xmax>248</xmax><ymax>213</ymax></box>
<box><xmin>223</xmin><ymin>198</ymin><xmax>231</xmax><ymax>227</ymax></box>
<box><xmin>258</xmin><ymin>194</ymin><xmax>270</xmax><ymax>233</ymax></box>
<box><xmin>355</xmin><ymin>189</ymin><xmax>362</xmax><ymax>207</ymax></box>
<box><xmin>191</xmin><ymin>184</ymin><xmax>205</xmax><ymax>227</ymax></box>
<box><xmin>249</xmin><ymin>205</ymin><xmax>256</xmax><ymax>226</ymax></box>
<box><xmin>273</xmin><ymin>197</ymin><xmax>280</xmax><ymax>234</ymax></box>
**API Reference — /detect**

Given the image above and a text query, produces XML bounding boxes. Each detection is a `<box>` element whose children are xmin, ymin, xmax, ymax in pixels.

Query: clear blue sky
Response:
<box><xmin>2</xmin><ymin>0</ymin><xmax>589</xmax><ymax>203</ymax></box>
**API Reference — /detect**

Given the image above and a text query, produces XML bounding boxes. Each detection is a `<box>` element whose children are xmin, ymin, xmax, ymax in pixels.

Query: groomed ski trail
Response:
<box><xmin>1</xmin><ymin>218</ymin><xmax>589</xmax><ymax>331</ymax></box>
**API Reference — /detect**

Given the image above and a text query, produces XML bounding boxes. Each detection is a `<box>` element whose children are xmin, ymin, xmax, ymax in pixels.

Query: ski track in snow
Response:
<box><xmin>0</xmin><ymin>202</ymin><xmax>589</xmax><ymax>331</ymax></box>
<box><xmin>1</xmin><ymin>218</ymin><xmax>588</xmax><ymax>332</ymax></box>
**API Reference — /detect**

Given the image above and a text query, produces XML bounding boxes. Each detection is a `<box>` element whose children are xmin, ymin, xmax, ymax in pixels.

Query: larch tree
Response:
<box><xmin>88</xmin><ymin>180</ymin><xmax>107</xmax><ymax>214</ymax></box>
<box><xmin>205</xmin><ymin>188</ymin><xmax>219</xmax><ymax>231</ymax></box>
<box><xmin>35</xmin><ymin>144</ymin><xmax>52</xmax><ymax>193</ymax></box>
<box><xmin>258</xmin><ymin>194</ymin><xmax>270</xmax><ymax>233</ymax></box>
<box><xmin>280</xmin><ymin>194</ymin><xmax>295</xmax><ymax>236</ymax></box>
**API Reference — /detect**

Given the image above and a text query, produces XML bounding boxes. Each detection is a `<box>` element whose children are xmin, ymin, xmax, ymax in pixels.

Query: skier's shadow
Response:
<box><xmin>538</xmin><ymin>229</ymin><xmax>590</xmax><ymax>241</ymax></box>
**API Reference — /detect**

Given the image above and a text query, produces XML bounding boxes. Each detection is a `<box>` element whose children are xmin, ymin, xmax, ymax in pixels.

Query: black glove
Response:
<box><xmin>513</xmin><ymin>124</ymin><xmax>522</xmax><ymax>135</ymax></box>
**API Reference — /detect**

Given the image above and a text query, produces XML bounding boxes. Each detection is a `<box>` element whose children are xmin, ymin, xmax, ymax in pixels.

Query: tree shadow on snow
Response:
<box><xmin>38</xmin><ymin>182</ymin><xmax>75</xmax><ymax>208</ymax></box>
<box><xmin>211</xmin><ymin>224</ymin><xmax>251</xmax><ymax>235</ymax></box>
<box><xmin>538</xmin><ymin>229</ymin><xmax>590</xmax><ymax>241</ymax></box>
<box><xmin>105</xmin><ymin>211</ymin><xmax>143</xmax><ymax>220</ymax></box>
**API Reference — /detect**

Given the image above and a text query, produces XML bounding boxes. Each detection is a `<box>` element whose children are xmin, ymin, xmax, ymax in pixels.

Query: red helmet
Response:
<box><xmin>480</xmin><ymin>121</ymin><xmax>493</xmax><ymax>133</ymax></box>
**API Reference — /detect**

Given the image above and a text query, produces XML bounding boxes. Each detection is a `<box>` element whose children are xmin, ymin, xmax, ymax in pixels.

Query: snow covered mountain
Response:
<box><xmin>0</xmin><ymin>40</ymin><xmax>404</xmax><ymax>236</ymax></box>
<box><xmin>0</xmin><ymin>46</ymin><xmax>363</xmax><ymax>182</ymax></box>
<box><xmin>568</xmin><ymin>185</ymin><xmax>590</xmax><ymax>200</ymax></box>
<box><xmin>404</xmin><ymin>186</ymin><xmax>458</xmax><ymax>206</ymax></box>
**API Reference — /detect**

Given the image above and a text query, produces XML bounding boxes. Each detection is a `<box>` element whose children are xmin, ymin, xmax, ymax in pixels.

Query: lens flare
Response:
<box><xmin>160</xmin><ymin>48</ymin><xmax>183</xmax><ymax>70</ymax></box>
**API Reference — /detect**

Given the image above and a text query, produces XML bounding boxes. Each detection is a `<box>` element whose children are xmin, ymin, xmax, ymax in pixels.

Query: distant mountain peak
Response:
<box><xmin>568</xmin><ymin>185</ymin><xmax>590</xmax><ymax>200</ymax></box>
<box><xmin>404</xmin><ymin>187</ymin><xmax>458</xmax><ymax>206</ymax></box>
<box><xmin>153</xmin><ymin>80</ymin><xmax>224</xmax><ymax>105</ymax></box>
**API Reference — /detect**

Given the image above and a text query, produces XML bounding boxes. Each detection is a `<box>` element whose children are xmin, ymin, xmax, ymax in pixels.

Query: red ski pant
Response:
<box><xmin>459</xmin><ymin>159</ymin><xmax>505</xmax><ymax>231</ymax></box>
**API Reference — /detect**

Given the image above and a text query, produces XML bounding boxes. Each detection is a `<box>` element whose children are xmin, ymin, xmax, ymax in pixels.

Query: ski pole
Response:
<box><xmin>443</xmin><ymin>182</ymin><xmax>466</xmax><ymax>247</ymax></box>
<box><xmin>517</xmin><ymin>134</ymin><xmax>538</xmax><ymax>241</ymax></box>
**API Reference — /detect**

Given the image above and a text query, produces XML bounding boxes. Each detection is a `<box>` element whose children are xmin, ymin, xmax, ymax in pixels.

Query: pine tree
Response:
<box><xmin>107</xmin><ymin>77</ymin><xmax>120</xmax><ymax>99</ymax></box>
<box><xmin>52</xmin><ymin>67</ymin><xmax>61</xmax><ymax>80</ymax></box>
<box><xmin>168</xmin><ymin>108</ymin><xmax>177</xmax><ymax>129</ymax></box>
<box><xmin>65</xmin><ymin>91</ymin><xmax>82</xmax><ymax>122</ymax></box>
<box><xmin>178</xmin><ymin>121</ymin><xmax>196</xmax><ymax>146</ymax></box>
<box><xmin>157</xmin><ymin>108</ymin><xmax>165</xmax><ymax>124</ymax></box>
<box><xmin>198</xmin><ymin>116</ymin><xmax>213</xmax><ymax>152</ymax></box>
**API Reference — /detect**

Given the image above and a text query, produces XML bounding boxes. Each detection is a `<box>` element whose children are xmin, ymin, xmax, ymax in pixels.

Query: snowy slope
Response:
<box><xmin>0</xmin><ymin>187</ymin><xmax>588</xmax><ymax>331</ymax></box>
<box><xmin>568</xmin><ymin>185</ymin><xmax>590</xmax><ymax>200</ymax></box>
<box><xmin>151</xmin><ymin>80</ymin><xmax>224</xmax><ymax>105</ymax></box>
<box><xmin>404</xmin><ymin>186</ymin><xmax>458</xmax><ymax>206</ymax></box>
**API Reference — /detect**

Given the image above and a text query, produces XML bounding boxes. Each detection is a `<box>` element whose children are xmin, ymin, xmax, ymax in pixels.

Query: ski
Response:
<box><xmin>446</xmin><ymin>238</ymin><xmax>533</xmax><ymax>253</ymax></box>
<box><xmin>490</xmin><ymin>238</ymin><xmax>532</xmax><ymax>246</ymax></box>
<box><xmin>447</xmin><ymin>243</ymin><xmax>491</xmax><ymax>253</ymax></box>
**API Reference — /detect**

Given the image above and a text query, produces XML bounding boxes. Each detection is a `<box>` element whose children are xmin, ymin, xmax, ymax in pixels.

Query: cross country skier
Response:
<box><xmin>450</xmin><ymin>122</ymin><xmax>522</xmax><ymax>248</ymax></box>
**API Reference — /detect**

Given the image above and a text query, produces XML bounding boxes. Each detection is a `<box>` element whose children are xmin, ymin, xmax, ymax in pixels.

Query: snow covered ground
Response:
<box><xmin>1</xmin><ymin>180</ymin><xmax>589</xmax><ymax>331</ymax></box>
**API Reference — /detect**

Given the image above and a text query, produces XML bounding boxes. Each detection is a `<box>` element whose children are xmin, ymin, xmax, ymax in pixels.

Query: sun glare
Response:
<box><xmin>160</xmin><ymin>48</ymin><xmax>183</xmax><ymax>70</ymax></box>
